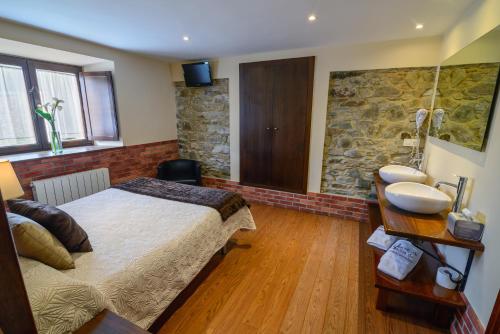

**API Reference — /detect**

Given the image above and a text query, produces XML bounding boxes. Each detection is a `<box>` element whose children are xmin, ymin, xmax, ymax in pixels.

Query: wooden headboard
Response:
<box><xmin>0</xmin><ymin>195</ymin><xmax>37</xmax><ymax>333</ymax></box>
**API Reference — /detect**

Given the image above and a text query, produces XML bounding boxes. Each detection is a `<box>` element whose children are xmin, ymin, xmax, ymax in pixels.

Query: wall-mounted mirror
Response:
<box><xmin>430</xmin><ymin>26</ymin><xmax>500</xmax><ymax>151</ymax></box>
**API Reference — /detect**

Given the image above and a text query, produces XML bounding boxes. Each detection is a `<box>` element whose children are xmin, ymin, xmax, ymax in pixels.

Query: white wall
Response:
<box><xmin>171</xmin><ymin>37</ymin><xmax>441</xmax><ymax>192</ymax></box>
<box><xmin>0</xmin><ymin>19</ymin><xmax>178</xmax><ymax>146</ymax></box>
<box><xmin>423</xmin><ymin>0</ymin><xmax>500</xmax><ymax>327</ymax></box>
<box><xmin>442</xmin><ymin>28</ymin><xmax>500</xmax><ymax>66</ymax></box>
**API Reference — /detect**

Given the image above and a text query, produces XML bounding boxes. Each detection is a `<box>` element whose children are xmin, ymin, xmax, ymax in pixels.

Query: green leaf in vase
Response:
<box><xmin>35</xmin><ymin>106</ymin><xmax>54</xmax><ymax>123</ymax></box>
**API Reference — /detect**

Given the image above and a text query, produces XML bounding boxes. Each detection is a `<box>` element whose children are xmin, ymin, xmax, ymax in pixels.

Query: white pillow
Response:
<box><xmin>19</xmin><ymin>257</ymin><xmax>115</xmax><ymax>334</ymax></box>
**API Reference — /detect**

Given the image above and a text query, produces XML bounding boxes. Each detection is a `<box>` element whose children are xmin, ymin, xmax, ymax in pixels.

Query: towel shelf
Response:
<box><xmin>367</xmin><ymin>172</ymin><xmax>486</xmax><ymax>328</ymax></box>
<box><xmin>372</xmin><ymin>172</ymin><xmax>484</xmax><ymax>292</ymax></box>
<box><xmin>368</xmin><ymin>202</ymin><xmax>465</xmax><ymax>308</ymax></box>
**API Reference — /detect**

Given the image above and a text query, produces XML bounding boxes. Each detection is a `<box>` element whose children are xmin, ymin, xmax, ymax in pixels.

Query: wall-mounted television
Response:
<box><xmin>182</xmin><ymin>62</ymin><xmax>213</xmax><ymax>87</ymax></box>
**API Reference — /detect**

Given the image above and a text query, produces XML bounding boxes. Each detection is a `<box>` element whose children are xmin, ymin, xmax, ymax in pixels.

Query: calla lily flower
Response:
<box><xmin>34</xmin><ymin>98</ymin><xmax>64</xmax><ymax>131</ymax></box>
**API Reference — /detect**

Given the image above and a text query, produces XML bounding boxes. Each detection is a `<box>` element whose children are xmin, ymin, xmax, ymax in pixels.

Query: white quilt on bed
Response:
<box><xmin>20</xmin><ymin>257</ymin><xmax>116</xmax><ymax>334</ymax></box>
<box><xmin>20</xmin><ymin>188</ymin><xmax>255</xmax><ymax>331</ymax></box>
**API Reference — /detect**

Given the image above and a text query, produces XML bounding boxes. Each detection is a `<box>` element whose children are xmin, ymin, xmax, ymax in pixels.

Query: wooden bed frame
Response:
<box><xmin>0</xmin><ymin>195</ymin><xmax>228</xmax><ymax>333</ymax></box>
<box><xmin>0</xmin><ymin>192</ymin><xmax>37</xmax><ymax>333</ymax></box>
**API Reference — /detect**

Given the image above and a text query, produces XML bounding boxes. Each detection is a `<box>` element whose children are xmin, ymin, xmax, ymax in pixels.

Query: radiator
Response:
<box><xmin>32</xmin><ymin>168</ymin><xmax>110</xmax><ymax>206</ymax></box>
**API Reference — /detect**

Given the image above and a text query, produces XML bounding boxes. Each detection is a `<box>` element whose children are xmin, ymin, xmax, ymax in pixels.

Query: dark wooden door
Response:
<box><xmin>271</xmin><ymin>57</ymin><xmax>314</xmax><ymax>193</ymax></box>
<box><xmin>240</xmin><ymin>56</ymin><xmax>314</xmax><ymax>194</ymax></box>
<box><xmin>240</xmin><ymin>61</ymin><xmax>275</xmax><ymax>187</ymax></box>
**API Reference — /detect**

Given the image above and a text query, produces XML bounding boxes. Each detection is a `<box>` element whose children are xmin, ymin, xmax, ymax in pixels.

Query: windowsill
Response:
<box><xmin>1</xmin><ymin>142</ymin><xmax>123</xmax><ymax>163</ymax></box>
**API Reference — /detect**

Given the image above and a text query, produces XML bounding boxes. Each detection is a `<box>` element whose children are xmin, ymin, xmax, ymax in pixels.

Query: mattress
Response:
<box><xmin>20</xmin><ymin>188</ymin><xmax>256</xmax><ymax>331</ymax></box>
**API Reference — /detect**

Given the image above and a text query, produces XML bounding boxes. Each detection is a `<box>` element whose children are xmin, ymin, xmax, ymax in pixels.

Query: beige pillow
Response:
<box><xmin>7</xmin><ymin>213</ymin><xmax>75</xmax><ymax>270</ymax></box>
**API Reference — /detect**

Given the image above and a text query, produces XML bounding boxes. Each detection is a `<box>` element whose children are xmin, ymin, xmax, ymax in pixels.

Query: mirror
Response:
<box><xmin>430</xmin><ymin>26</ymin><xmax>500</xmax><ymax>151</ymax></box>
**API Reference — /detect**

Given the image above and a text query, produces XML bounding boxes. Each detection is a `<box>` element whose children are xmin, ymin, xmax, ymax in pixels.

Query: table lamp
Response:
<box><xmin>0</xmin><ymin>160</ymin><xmax>24</xmax><ymax>200</ymax></box>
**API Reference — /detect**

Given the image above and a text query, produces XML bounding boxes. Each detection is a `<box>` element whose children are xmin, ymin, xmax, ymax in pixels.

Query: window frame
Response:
<box><xmin>0</xmin><ymin>54</ymin><xmax>45</xmax><ymax>155</ymax></box>
<box><xmin>79</xmin><ymin>71</ymin><xmax>120</xmax><ymax>141</ymax></box>
<box><xmin>0</xmin><ymin>53</ymin><xmax>93</xmax><ymax>155</ymax></box>
<box><xmin>28</xmin><ymin>59</ymin><xmax>92</xmax><ymax>149</ymax></box>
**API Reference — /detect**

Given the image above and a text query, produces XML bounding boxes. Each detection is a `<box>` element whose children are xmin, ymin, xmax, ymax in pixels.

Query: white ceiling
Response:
<box><xmin>0</xmin><ymin>0</ymin><xmax>476</xmax><ymax>60</ymax></box>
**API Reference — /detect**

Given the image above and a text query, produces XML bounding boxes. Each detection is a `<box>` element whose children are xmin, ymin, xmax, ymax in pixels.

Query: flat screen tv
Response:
<box><xmin>182</xmin><ymin>62</ymin><xmax>213</xmax><ymax>87</ymax></box>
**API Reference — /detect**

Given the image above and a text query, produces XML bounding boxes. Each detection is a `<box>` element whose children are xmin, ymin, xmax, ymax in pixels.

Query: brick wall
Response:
<box><xmin>451</xmin><ymin>296</ymin><xmax>485</xmax><ymax>334</ymax></box>
<box><xmin>9</xmin><ymin>141</ymin><xmax>368</xmax><ymax>222</ymax></box>
<box><xmin>203</xmin><ymin>177</ymin><xmax>369</xmax><ymax>222</ymax></box>
<box><xmin>12</xmin><ymin>140</ymin><xmax>179</xmax><ymax>199</ymax></box>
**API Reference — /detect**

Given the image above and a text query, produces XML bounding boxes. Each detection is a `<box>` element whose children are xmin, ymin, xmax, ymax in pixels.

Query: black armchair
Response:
<box><xmin>157</xmin><ymin>159</ymin><xmax>202</xmax><ymax>186</ymax></box>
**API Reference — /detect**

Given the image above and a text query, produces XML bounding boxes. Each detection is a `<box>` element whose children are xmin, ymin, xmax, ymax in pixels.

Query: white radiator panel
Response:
<box><xmin>32</xmin><ymin>168</ymin><xmax>110</xmax><ymax>206</ymax></box>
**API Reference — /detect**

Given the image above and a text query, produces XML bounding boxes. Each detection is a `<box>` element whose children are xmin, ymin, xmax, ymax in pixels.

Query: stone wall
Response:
<box><xmin>321</xmin><ymin>67</ymin><xmax>436</xmax><ymax>198</ymax></box>
<box><xmin>431</xmin><ymin>63</ymin><xmax>500</xmax><ymax>151</ymax></box>
<box><xmin>175</xmin><ymin>79</ymin><xmax>230</xmax><ymax>178</ymax></box>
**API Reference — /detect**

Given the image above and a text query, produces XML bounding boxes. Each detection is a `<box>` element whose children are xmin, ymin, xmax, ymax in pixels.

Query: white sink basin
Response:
<box><xmin>385</xmin><ymin>182</ymin><xmax>452</xmax><ymax>214</ymax></box>
<box><xmin>379</xmin><ymin>165</ymin><xmax>427</xmax><ymax>184</ymax></box>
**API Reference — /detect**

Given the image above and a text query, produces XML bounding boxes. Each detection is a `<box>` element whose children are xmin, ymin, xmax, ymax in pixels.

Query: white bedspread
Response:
<box><xmin>20</xmin><ymin>257</ymin><xmax>116</xmax><ymax>334</ymax></box>
<box><xmin>21</xmin><ymin>188</ymin><xmax>255</xmax><ymax>331</ymax></box>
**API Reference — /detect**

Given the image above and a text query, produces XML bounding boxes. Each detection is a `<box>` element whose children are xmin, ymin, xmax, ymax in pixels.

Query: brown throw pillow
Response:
<box><xmin>8</xmin><ymin>199</ymin><xmax>92</xmax><ymax>253</ymax></box>
<box><xmin>7</xmin><ymin>213</ymin><xmax>75</xmax><ymax>270</ymax></box>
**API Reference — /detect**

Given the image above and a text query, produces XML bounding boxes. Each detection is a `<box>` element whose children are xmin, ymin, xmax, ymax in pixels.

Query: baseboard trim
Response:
<box><xmin>203</xmin><ymin>177</ymin><xmax>368</xmax><ymax>222</ymax></box>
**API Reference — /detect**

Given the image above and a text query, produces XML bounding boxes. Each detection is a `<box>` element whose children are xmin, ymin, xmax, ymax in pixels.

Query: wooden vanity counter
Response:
<box><xmin>367</xmin><ymin>172</ymin><xmax>486</xmax><ymax>326</ymax></box>
<box><xmin>373</xmin><ymin>173</ymin><xmax>484</xmax><ymax>251</ymax></box>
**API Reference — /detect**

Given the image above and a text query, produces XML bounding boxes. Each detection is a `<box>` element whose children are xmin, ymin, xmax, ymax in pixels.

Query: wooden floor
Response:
<box><xmin>159</xmin><ymin>204</ymin><xmax>446</xmax><ymax>334</ymax></box>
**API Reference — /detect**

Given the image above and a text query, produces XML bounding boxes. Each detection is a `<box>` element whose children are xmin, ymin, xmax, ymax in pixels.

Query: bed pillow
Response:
<box><xmin>7</xmin><ymin>213</ymin><xmax>75</xmax><ymax>270</ymax></box>
<box><xmin>8</xmin><ymin>199</ymin><xmax>92</xmax><ymax>252</ymax></box>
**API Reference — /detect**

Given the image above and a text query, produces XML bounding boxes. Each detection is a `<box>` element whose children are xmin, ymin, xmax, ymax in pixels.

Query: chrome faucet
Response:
<box><xmin>434</xmin><ymin>175</ymin><xmax>468</xmax><ymax>212</ymax></box>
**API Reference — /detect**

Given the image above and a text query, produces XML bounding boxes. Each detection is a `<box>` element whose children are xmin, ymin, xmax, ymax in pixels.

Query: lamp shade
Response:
<box><xmin>0</xmin><ymin>160</ymin><xmax>24</xmax><ymax>200</ymax></box>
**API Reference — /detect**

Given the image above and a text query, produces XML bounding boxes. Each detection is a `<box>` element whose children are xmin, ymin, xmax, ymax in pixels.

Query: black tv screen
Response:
<box><xmin>182</xmin><ymin>62</ymin><xmax>213</xmax><ymax>87</ymax></box>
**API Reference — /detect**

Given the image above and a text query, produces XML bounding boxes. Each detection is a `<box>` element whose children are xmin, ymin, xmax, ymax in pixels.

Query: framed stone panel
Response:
<box><xmin>321</xmin><ymin>67</ymin><xmax>436</xmax><ymax>197</ymax></box>
<box><xmin>175</xmin><ymin>78</ymin><xmax>230</xmax><ymax>178</ymax></box>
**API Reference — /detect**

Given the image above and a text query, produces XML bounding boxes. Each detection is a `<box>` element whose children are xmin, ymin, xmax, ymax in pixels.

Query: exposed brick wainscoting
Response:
<box><xmin>12</xmin><ymin>140</ymin><xmax>179</xmax><ymax>200</ymax></box>
<box><xmin>203</xmin><ymin>177</ymin><xmax>369</xmax><ymax>222</ymax></box>
<box><xmin>451</xmin><ymin>296</ymin><xmax>484</xmax><ymax>334</ymax></box>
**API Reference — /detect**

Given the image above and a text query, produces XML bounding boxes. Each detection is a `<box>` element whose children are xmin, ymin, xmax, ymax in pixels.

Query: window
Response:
<box><xmin>0</xmin><ymin>54</ymin><xmax>118</xmax><ymax>155</ymax></box>
<box><xmin>0</xmin><ymin>63</ymin><xmax>37</xmax><ymax>148</ymax></box>
<box><xmin>36</xmin><ymin>69</ymin><xmax>86</xmax><ymax>141</ymax></box>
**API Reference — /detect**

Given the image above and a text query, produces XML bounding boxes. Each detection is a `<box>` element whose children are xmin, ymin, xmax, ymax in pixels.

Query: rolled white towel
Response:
<box><xmin>377</xmin><ymin>240</ymin><xmax>423</xmax><ymax>280</ymax></box>
<box><xmin>367</xmin><ymin>225</ymin><xmax>398</xmax><ymax>251</ymax></box>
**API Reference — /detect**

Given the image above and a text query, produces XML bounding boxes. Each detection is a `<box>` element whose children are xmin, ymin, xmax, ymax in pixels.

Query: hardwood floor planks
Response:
<box><xmin>249</xmin><ymin>213</ymin><xmax>319</xmax><ymax>334</ymax></box>
<box><xmin>279</xmin><ymin>216</ymin><xmax>331</xmax><ymax>334</ymax></box>
<box><xmin>344</xmin><ymin>222</ymin><xmax>360</xmax><ymax>332</ymax></box>
<box><xmin>301</xmin><ymin>218</ymin><xmax>344</xmax><ymax>334</ymax></box>
<box><xmin>322</xmin><ymin>221</ymin><xmax>358</xmax><ymax>334</ymax></box>
<box><xmin>160</xmin><ymin>204</ymin><xmax>447</xmax><ymax>334</ymax></box>
<box><xmin>205</xmin><ymin>210</ymin><xmax>298</xmax><ymax>334</ymax></box>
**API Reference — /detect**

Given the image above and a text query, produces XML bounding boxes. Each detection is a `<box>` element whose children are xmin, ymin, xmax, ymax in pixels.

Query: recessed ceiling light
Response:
<box><xmin>415</xmin><ymin>23</ymin><xmax>424</xmax><ymax>30</ymax></box>
<box><xmin>308</xmin><ymin>14</ymin><xmax>317</xmax><ymax>22</ymax></box>
<box><xmin>183</xmin><ymin>36</ymin><xmax>190</xmax><ymax>41</ymax></box>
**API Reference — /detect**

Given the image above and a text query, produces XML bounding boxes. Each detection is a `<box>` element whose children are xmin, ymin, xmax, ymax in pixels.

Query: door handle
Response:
<box><xmin>265</xmin><ymin>127</ymin><xmax>271</xmax><ymax>130</ymax></box>
<box><xmin>273</xmin><ymin>127</ymin><xmax>279</xmax><ymax>131</ymax></box>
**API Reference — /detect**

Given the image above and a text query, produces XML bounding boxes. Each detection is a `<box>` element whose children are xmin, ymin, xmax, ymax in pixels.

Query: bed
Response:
<box><xmin>18</xmin><ymin>187</ymin><xmax>256</xmax><ymax>333</ymax></box>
